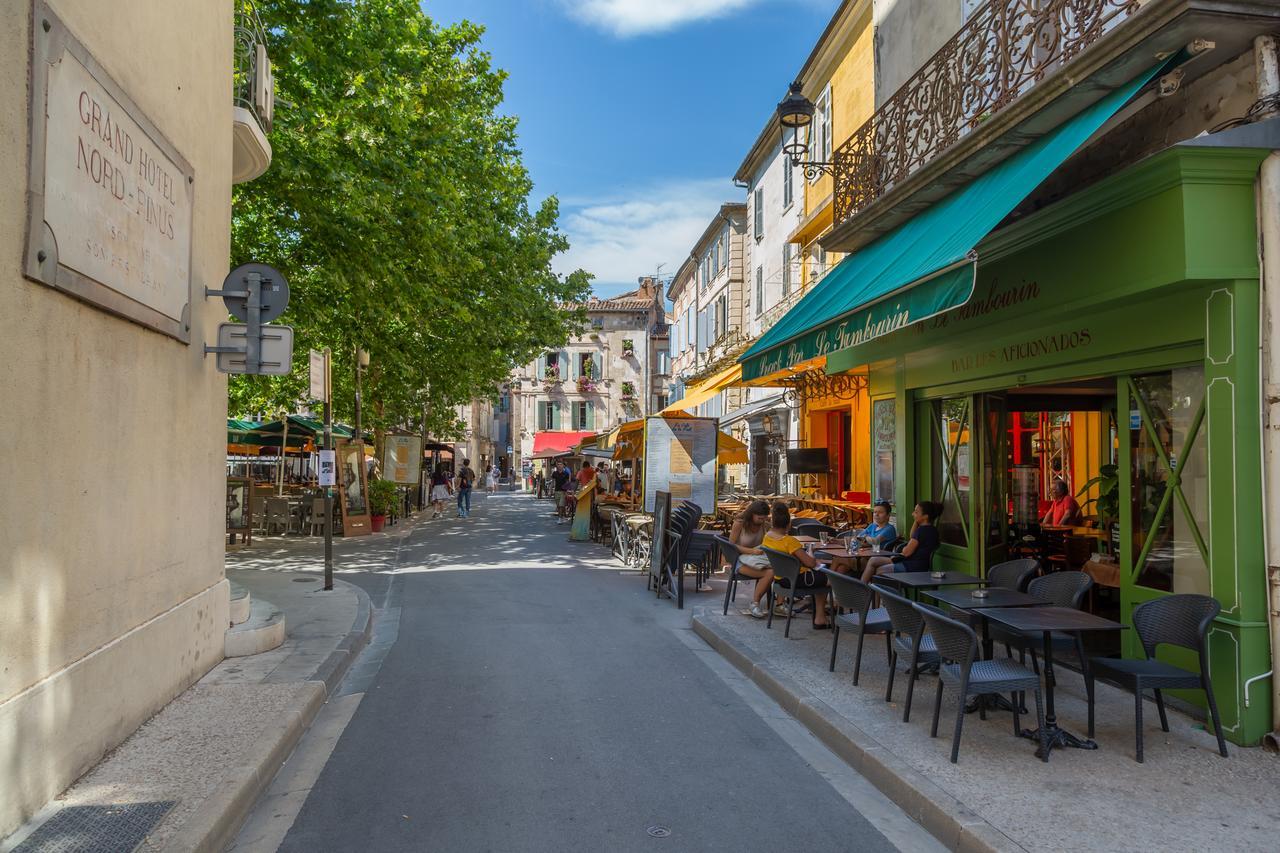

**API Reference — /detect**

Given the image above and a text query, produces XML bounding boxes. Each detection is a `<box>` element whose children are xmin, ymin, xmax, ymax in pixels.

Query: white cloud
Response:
<box><xmin>553</xmin><ymin>178</ymin><xmax>738</xmax><ymax>296</ymax></box>
<box><xmin>563</xmin><ymin>0</ymin><xmax>760</xmax><ymax>37</ymax></box>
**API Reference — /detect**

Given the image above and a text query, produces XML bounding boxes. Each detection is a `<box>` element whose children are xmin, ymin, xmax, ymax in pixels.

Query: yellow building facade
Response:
<box><xmin>787</xmin><ymin>0</ymin><xmax>875</xmax><ymax>500</ymax></box>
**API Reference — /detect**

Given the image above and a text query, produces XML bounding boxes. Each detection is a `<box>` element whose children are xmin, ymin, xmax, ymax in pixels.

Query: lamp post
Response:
<box><xmin>776</xmin><ymin>81</ymin><xmax>836</xmax><ymax>181</ymax></box>
<box><xmin>354</xmin><ymin>347</ymin><xmax>370</xmax><ymax>440</ymax></box>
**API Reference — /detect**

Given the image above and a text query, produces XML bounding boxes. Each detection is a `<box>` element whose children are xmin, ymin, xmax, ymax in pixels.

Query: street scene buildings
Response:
<box><xmin>6</xmin><ymin>0</ymin><xmax>1280</xmax><ymax>851</ymax></box>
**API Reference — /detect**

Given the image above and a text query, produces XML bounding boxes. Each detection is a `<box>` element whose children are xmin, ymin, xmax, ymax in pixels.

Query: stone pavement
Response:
<box><xmin>692</xmin><ymin>600</ymin><xmax>1278</xmax><ymax>852</ymax></box>
<box><xmin>1</xmin><ymin>538</ymin><xmax>378</xmax><ymax>853</ymax></box>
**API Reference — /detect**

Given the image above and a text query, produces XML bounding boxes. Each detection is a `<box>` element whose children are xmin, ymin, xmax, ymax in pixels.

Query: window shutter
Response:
<box><xmin>593</xmin><ymin>353</ymin><xmax>602</xmax><ymax>380</ymax></box>
<box><xmin>755</xmin><ymin>267</ymin><xmax>763</xmax><ymax>315</ymax></box>
<box><xmin>552</xmin><ymin>401</ymin><xmax>561</xmax><ymax>430</ymax></box>
<box><xmin>586</xmin><ymin>401</ymin><xmax>595</xmax><ymax>431</ymax></box>
<box><xmin>783</xmin><ymin>156</ymin><xmax>793</xmax><ymax>207</ymax></box>
<box><xmin>782</xmin><ymin>243</ymin><xmax>792</xmax><ymax>295</ymax></box>
<box><xmin>536</xmin><ymin>353</ymin><xmax>545</xmax><ymax>376</ymax></box>
<box><xmin>537</xmin><ymin>402</ymin><xmax>546</xmax><ymax>431</ymax></box>
<box><xmin>754</xmin><ymin>189</ymin><xmax>764</xmax><ymax>238</ymax></box>
<box><xmin>558</xmin><ymin>351</ymin><xmax>568</xmax><ymax>379</ymax></box>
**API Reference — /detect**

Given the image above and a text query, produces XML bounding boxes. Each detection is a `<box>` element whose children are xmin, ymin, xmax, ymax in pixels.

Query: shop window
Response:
<box><xmin>1128</xmin><ymin>367</ymin><xmax>1208</xmax><ymax>594</ymax></box>
<box><xmin>872</xmin><ymin>398</ymin><xmax>895</xmax><ymax>505</ymax></box>
<box><xmin>930</xmin><ymin>397</ymin><xmax>971</xmax><ymax>547</ymax></box>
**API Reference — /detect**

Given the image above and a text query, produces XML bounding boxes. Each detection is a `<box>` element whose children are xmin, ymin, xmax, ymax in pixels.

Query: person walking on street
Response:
<box><xmin>551</xmin><ymin>461</ymin><xmax>572</xmax><ymax>523</ymax></box>
<box><xmin>488</xmin><ymin>463</ymin><xmax>500</xmax><ymax>494</ymax></box>
<box><xmin>429</xmin><ymin>464</ymin><xmax>452</xmax><ymax>518</ymax></box>
<box><xmin>456</xmin><ymin>459</ymin><xmax>476</xmax><ymax>518</ymax></box>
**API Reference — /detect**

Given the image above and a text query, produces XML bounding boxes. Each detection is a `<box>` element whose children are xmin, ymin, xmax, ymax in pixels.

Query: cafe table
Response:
<box><xmin>814</xmin><ymin>546</ymin><xmax>895</xmax><ymax>574</ymax></box>
<box><xmin>977</xmin><ymin>606</ymin><xmax>1125</xmax><ymax>757</ymax></box>
<box><xmin>878</xmin><ymin>570</ymin><xmax>987</xmax><ymax>593</ymax></box>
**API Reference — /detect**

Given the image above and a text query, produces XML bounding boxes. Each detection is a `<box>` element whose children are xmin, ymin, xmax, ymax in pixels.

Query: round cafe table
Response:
<box><xmin>813</xmin><ymin>545</ymin><xmax>895</xmax><ymax>574</ymax></box>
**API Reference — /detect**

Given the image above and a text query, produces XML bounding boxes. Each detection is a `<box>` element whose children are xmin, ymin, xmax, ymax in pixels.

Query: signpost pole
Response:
<box><xmin>323</xmin><ymin>347</ymin><xmax>334</xmax><ymax>591</ymax></box>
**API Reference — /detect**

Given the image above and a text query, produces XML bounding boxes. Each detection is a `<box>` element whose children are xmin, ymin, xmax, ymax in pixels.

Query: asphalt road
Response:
<box><xmin>266</xmin><ymin>493</ymin><xmax>935</xmax><ymax>852</ymax></box>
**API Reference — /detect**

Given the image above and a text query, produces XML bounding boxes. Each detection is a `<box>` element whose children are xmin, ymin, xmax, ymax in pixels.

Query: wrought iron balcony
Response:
<box><xmin>232</xmin><ymin>0</ymin><xmax>274</xmax><ymax>183</ymax></box>
<box><xmin>832</xmin><ymin>0</ymin><xmax>1141</xmax><ymax>226</ymax></box>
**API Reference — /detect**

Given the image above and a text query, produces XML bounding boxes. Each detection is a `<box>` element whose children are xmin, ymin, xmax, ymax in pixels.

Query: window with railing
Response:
<box><xmin>831</xmin><ymin>0</ymin><xmax>1141</xmax><ymax>224</ymax></box>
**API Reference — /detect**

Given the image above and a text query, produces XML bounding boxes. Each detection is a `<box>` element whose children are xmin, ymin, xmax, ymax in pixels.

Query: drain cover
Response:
<box><xmin>292</xmin><ymin>577</ymin><xmax>319</xmax><ymax>583</ymax></box>
<box><xmin>13</xmin><ymin>802</ymin><xmax>175</xmax><ymax>853</ymax></box>
<box><xmin>646</xmin><ymin>825</ymin><xmax>671</xmax><ymax>838</ymax></box>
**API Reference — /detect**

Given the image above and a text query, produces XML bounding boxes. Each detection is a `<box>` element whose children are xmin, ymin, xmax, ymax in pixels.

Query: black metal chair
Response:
<box><xmin>916</xmin><ymin>604</ymin><xmax>1048</xmax><ymax>764</ymax></box>
<box><xmin>714</xmin><ymin>535</ymin><xmax>760</xmax><ymax>615</ymax></box>
<box><xmin>986</xmin><ymin>558</ymin><xmax>1040</xmax><ymax>591</ymax></box>
<box><xmin>792</xmin><ymin>520</ymin><xmax>837</xmax><ymax>538</ymax></box>
<box><xmin>1086</xmin><ymin>594</ymin><xmax>1229</xmax><ymax>762</ymax></box>
<box><xmin>821</xmin><ymin>569</ymin><xmax>890</xmax><ymax>684</ymax></box>
<box><xmin>873</xmin><ymin>581</ymin><xmax>938</xmax><ymax>721</ymax></box>
<box><xmin>762</xmin><ymin>546</ymin><xmax>822</xmax><ymax>638</ymax></box>
<box><xmin>992</xmin><ymin>571</ymin><xmax>1092</xmax><ymax>663</ymax></box>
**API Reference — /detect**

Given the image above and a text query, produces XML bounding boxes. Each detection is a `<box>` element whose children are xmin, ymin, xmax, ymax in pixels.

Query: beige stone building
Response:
<box><xmin>510</xmin><ymin>279</ymin><xmax>668</xmax><ymax>476</ymax></box>
<box><xmin>0</xmin><ymin>0</ymin><xmax>271</xmax><ymax>835</ymax></box>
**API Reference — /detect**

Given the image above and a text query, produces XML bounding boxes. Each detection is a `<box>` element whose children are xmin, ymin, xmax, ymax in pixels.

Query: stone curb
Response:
<box><xmin>690</xmin><ymin>609</ymin><xmax>1028</xmax><ymax>853</ymax></box>
<box><xmin>158</xmin><ymin>578</ymin><xmax>375</xmax><ymax>853</ymax></box>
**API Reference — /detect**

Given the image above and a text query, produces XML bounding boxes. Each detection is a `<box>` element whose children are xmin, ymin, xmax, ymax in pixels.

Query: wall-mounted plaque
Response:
<box><xmin>25</xmin><ymin>2</ymin><xmax>195</xmax><ymax>342</ymax></box>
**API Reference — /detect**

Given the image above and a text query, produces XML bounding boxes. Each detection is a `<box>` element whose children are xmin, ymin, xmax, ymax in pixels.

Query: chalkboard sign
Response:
<box><xmin>649</xmin><ymin>490</ymin><xmax>671</xmax><ymax>591</ymax></box>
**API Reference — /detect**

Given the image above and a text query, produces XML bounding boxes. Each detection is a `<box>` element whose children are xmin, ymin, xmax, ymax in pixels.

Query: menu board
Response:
<box><xmin>383</xmin><ymin>435</ymin><xmax>423</xmax><ymax>486</ymax></box>
<box><xmin>643</xmin><ymin>416</ymin><xmax>717</xmax><ymax>513</ymax></box>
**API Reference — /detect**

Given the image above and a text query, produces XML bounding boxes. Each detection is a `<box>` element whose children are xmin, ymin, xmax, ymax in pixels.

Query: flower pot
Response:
<box><xmin>370</xmin><ymin>514</ymin><xmax>386</xmax><ymax>532</ymax></box>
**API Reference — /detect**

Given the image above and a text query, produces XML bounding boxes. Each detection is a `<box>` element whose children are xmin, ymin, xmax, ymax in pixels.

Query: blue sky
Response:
<box><xmin>420</xmin><ymin>0</ymin><xmax>834</xmax><ymax>298</ymax></box>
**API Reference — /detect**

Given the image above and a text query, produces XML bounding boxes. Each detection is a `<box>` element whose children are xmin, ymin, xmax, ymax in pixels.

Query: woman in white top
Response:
<box><xmin>729</xmin><ymin>500</ymin><xmax>774</xmax><ymax>619</ymax></box>
<box><xmin>488</xmin><ymin>464</ymin><xmax>500</xmax><ymax>493</ymax></box>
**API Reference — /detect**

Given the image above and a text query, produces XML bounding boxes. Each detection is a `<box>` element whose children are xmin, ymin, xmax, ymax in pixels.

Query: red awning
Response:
<box><xmin>531</xmin><ymin>431</ymin><xmax>594</xmax><ymax>459</ymax></box>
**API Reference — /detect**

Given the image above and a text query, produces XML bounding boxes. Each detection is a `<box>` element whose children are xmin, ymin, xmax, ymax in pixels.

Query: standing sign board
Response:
<box><xmin>226</xmin><ymin>477</ymin><xmax>251</xmax><ymax>544</ymax></box>
<box><xmin>336</xmin><ymin>440</ymin><xmax>371</xmax><ymax>536</ymax></box>
<box><xmin>642</xmin><ymin>416</ymin><xmax>718</xmax><ymax>513</ymax></box>
<box><xmin>384</xmin><ymin>435</ymin><xmax>423</xmax><ymax>486</ymax></box>
<box><xmin>649</xmin><ymin>490</ymin><xmax>672</xmax><ymax>593</ymax></box>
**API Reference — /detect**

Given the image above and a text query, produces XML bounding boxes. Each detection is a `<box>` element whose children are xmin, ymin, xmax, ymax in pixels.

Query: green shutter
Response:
<box><xmin>537</xmin><ymin>402</ymin><xmax>546</xmax><ymax>431</ymax></box>
<box><xmin>593</xmin><ymin>353</ymin><xmax>603</xmax><ymax>380</ymax></box>
<box><xmin>559</xmin><ymin>352</ymin><xmax>568</xmax><ymax>379</ymax></box>
<box><xmin>586</xmin><ymin>401</ymin><xmax>595</xmax><ymax>430</ymax></box>
<box><xmin>552</xmin><ymin>401</ymin><xmax>561</xmax><ymax>430</ymax></box>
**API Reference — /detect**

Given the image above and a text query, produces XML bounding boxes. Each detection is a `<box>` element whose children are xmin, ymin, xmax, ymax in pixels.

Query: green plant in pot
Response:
<box><xmin>368</xmin><ymin>479</ymin><xmax>400</xmax><ymax>532</ymax></box>
<box><xmin>1077</xmin><ymin>463</ymin><xmax>1119</xmax><ymax>553</ymax></box>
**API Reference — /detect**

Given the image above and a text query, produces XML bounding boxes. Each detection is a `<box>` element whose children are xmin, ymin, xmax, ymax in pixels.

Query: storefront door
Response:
<box><xmin>918</xmin><ymin>395</ymin><xmax>975</xmax><ymax>572</ymax></box>
<box><xmin>978</xmin><ymin>394</ymin><xmax>1009</xmax><ymax>574</ymax></box>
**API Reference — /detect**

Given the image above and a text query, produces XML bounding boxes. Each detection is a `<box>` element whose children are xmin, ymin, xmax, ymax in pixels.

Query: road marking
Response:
<box><xmin>669</xmin><ymin>625</ymin><xmax>948</xmax><ymax>853</ymax></box>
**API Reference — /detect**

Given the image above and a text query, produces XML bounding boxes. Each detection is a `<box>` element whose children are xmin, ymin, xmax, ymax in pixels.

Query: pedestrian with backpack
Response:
<box><xmin>456</xmin><ymin>458</ymin><xmax>476</xmax><ymax>518</ymax></box>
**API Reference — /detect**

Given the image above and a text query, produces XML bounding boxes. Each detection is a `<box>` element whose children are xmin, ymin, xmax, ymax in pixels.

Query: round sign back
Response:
<box><xmin>221</xmin><ymin>263</ymin><xmax>289</xmax><ymax>323</ymax></box>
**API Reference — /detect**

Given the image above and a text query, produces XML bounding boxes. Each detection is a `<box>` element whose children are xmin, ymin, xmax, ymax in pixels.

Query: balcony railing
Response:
<box><xmin>234</xmin><ymin>1</ymin><xmax>273</xmax><ymax>134</ymax></box>
<box><xmin>757</xmin><ymin>286</ymin><xmax>806</xmax><ymax>336</ymax></box>
<box><xmin>832</xmin><ymin>0</ymin><xmax>1141</xmax><ymax>225</ymax></box>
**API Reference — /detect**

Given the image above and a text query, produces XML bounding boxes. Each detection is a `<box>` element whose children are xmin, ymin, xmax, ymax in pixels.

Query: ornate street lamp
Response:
<box><xmin>776</xmin><ymin>81</ymin><xmax>835</xmax><ymax>180</ymax></box>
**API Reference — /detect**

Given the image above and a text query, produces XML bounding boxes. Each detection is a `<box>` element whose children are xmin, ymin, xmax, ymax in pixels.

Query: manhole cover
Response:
<box><xmin>13</xmin><ymin>802</ymin><xmax>175</xmax><ymax>853</ymax></box>
<box><xmin>292</xmin><ymin>577</ymin><xmax>319</xmax><ymax>583</ymax></box>
<box><xmin>646</xmin><ymin>825</ymin><xmax>671</xmax><ymax>838</ymax></box>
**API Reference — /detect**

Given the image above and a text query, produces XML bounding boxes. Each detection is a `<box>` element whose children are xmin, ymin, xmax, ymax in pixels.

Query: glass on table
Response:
<box><xmin>819</xmin><ymin>531</ymin><xmax>830</xmax><ymax>546</ymax></box>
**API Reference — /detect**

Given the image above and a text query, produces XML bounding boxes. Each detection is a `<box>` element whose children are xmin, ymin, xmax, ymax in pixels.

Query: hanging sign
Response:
<box><xmin>318</xmin><ymin>449</ymin><xmax>337</xmax><ymax>486</ymax></box>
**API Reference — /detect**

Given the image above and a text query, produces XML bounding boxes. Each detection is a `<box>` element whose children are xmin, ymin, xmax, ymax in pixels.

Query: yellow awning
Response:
<box><xmin>609</xmin><ymin>412</ymin><xmax>749</xmax><ymax>464</ymax></box>
<box><xmin>718</xmin><ymin>432</ymin><xmax>749</xmax><ymax>465</ymax></box>
<box><xmin>662</xmin><ymin>363</ymin><xmax>743</xmax><ymax>413</ymax></box>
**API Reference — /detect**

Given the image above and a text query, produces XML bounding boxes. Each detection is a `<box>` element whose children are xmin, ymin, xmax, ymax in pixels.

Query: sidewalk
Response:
<box><xmin>2</xmin><ymin>567</ymin><xmax>371</xmax><ymax>853</ymax></box>
<box><xmin>691</xmin><ymin>603</ymin><xmax>1277</xmax><ymax>852</ymax></box>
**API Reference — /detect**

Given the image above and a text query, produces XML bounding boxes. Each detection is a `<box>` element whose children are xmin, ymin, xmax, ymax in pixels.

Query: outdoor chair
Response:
<box><xmin>762</xmin><ymin>546</ymin><xmax>823</xmax><ymax>638</ymax></box>
<box><xmin>714</xmin><ymin>535</ymin><xmax>753</xmax><ymax>615</ymax></box>
<box><xmin>265</xmin><ymin>497</ymin><xmax>292</xmax><ymax>536</ymax></box>
<box><xmin>986</xmin><ymin>558</ymin><xmax>1040</xmax><ymax>592</ymax></box>
<box><xmin>820</xmin><ymin>569</ymin><xmax>890</xmax><ymax>683</ymax></box>
<box><xmin>610</xmin><ymin>510</ymin><xmax>632</xmax><ymax>564</ymax></box>
<box><xmin>1086</xmin><ymin>594</ymin><xmax>1229</xmax><ymax>762</ymax></box>
<box><xmin>916</xmin><ymin>604</ymin><xmax>1048</xmax><ymax>764</ymax></box>
<box><xmin>307</xmin><ymin>498</ymin><xmax>327</xmax><ymax>535</ymax></box>
<box><xmin>873</xmin><ymin>581</ymin><xmax>938</xmax><ymax>720</ymax></box>
<box><xmin>792</xmin><ymin>520</ymin><xmax>837</xmax><ymax>539</ymax></box>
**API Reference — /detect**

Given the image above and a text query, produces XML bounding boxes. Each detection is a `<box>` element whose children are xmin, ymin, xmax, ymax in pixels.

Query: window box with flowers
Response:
<box><xmin>620</xmin><ymin>381</ymin><xmax>636</xmax><ymax>400</ymax></box>
<box><xmin>621</xmin><ymin>339</ymin><xmax>635</xmax><ymax>356</ymax></box>
<box><xmin>543</xmin><ymin>364</ymin><xmax>561</xmax><ymax>385</ymax></box>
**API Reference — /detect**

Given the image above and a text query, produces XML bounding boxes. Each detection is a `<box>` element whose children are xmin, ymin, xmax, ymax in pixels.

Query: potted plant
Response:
<box><xmin>620</xmin><ymin>381</ymin><xmax>636</xmax><ymax>399</ymax></box>
<box><xmin>621</xmin><ymin>339</ymin><xmax>635</xmax><ymax>356</ymax></box>
<box><xmin>543</xmin><ymin>364</ymin><xmax>560</xmax><ymax>384</ymax></box>
<box><xmin>1076</xmin><ymin>463</ymin><xmax>1119</xmax><ymax>553</ymax></box>
<box><xmin>368</xmin><ymin>479</ymin><xmax>399</xmax><ymax>533</ymax></box>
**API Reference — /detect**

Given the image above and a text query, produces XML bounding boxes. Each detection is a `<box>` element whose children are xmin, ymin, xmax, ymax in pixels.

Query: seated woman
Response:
<box><xmin>762</xmin><ymin>503</ymin><xmax>831</xmax><ymax>629</ymax></box>
<box><xmin>856</xmin><ymin>501</ymin><xmax>897</xmax><ymax>549</ymax></box>
<box><xmin>728</xmin><ymin>500</ymin><xmax>774</xmax><ymax>619</ymax></box>
<box><xmin>861</xmin><ymin>500</ymin><xmax>942</xmax><ymax>583</ymax></box>
<box><xmin>1041</xmin><ymin>479</ymin><xmax>1082</xmax><ymax>526</ymax></box>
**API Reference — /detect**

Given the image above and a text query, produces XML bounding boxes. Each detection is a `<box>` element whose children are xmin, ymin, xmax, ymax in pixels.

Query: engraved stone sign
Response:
<box><xmin>26</xmin><ymin>3</ymin><xmax>195</xmax><ymax>342</ymax></box>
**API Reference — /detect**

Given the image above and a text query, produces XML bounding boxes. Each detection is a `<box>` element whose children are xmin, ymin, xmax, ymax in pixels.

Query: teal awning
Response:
<box><xmin>740</xmin><ymin>62</ymin><xmax>1167</xmax><ymax>381</ymax></box>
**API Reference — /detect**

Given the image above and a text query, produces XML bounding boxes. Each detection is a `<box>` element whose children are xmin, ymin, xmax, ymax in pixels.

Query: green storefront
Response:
<box><xmin>822</xmin><ymin>144</ymin><xmax>1271</xmax><ymax>745</ymax></box>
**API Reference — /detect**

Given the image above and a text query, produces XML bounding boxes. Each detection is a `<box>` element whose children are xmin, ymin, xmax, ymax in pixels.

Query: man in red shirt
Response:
<box><xmin>577</xmin><ymin>461</ymin><xmax>597</xmax><ymax>488</ymax></box>
<box><xmin>1042</xmin><ymin>479</ymin><xmax>1082</xmax><ymax>526</ymax></box>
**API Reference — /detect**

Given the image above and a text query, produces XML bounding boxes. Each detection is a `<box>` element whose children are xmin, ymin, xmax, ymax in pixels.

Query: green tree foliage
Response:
<box><xmin>230</xmin><ymin>0</ymin><xmax>589</xmax><ymax>438</ymax></box>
